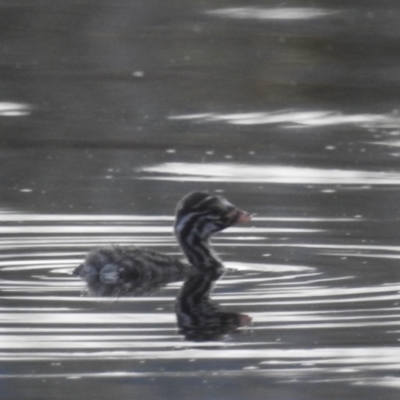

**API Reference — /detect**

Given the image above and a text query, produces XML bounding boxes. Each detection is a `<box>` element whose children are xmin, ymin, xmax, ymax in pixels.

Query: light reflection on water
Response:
<box><xmin>139</xmin><ymin>163</ymin><xmax>400</xmax><ymax>184</ymax></box>
<box><xmin>0</xmin><ymin>211</ymin><xmax>399</xmax><ymax>392</ymax></box>
<box><xmin>169</xmin><ymin>109</ymin><xmax>400</xmax><ymax>128</ymax></box>
<box><xmin>0</xmin><ymin>102</ymin><xmax>31</xmax><ymax>117</ymax></box>
<box><xmin>206</xmin><ymin>7</ymin><xmax>338</xmax><ymax>21</ymax></box>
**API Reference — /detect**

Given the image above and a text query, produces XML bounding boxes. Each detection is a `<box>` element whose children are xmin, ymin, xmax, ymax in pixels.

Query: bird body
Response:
<box><xmin>73</xmin><ymin>245</ymin><xmax>190</xmax><ymax>296</ymax></box>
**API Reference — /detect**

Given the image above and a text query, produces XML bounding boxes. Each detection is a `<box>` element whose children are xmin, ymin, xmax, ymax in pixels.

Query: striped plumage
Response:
<box><xmin>174</xmin><ymin>192</ymin><xmax>252</xmax><ymax>341</ymax></box>
<box><xmin>174</xmin><ymin>191</ymin><xmax>251</xmax><ymax>269</ymax></box>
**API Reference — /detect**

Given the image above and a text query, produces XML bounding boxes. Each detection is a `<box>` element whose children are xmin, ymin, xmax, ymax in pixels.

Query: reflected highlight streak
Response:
<box><xmin>1</xmin><ymin>347</ymin><xmax>400</xmax><ymax>362</ymax></box>
<box><xmin>0</xmin><ymin>102</ymin><xmax>31</xmax><ymax>117</ymax></box>
<box><xmin>0</xmin><ymin>312</ymin><xmax>175</xmax><ymax>324</ymax></box>
<box><xmin>225</xmin><ymin>261</ymin><xmax>314</xmax><ymax>273</ymax></box>
<box><xmin>206</xmin><ymin>8</ymin><xmax>338</xmax><ymax>20</ymax></box>
<box><xmin>169</xmin><ymin>110</ymin><xmax>400</xmax><ymax>129</ymax></box>
<box><xmin>262</xmin><ymin>243</ymin><xmax>400</xmax><ymax>252</ymax></box>
<box><xmin>0</xmin><ymin>214</ymin><xmax>173</xmax><ymax>222</ymax></box>
<box><xmin>140</xmin><ymin>162</ymin><xmax>400</xmax><ymax>185</ymax></box>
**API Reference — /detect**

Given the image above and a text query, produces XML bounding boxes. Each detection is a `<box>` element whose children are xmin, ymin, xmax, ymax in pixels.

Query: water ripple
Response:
<box><xmin>0</xmin><ymin>210</ymin><xmax>399</xmax><ymax>390</ymax></box>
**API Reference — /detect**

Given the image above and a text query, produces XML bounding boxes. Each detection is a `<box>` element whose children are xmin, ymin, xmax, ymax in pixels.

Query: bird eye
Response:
<box><xmin>210</xmin><ymin>206</ymin><xmax>223</xmax><ymax>215</ymax></box>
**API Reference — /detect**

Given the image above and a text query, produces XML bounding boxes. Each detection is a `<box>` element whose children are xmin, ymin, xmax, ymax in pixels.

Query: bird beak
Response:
<box><xmin>227</xmin><ymin>209</ymin><xmax>252</xmax><ymax>224</ymax></box>
<box><xmin>235</xmin><ymin>210</ymin><xmax>252</xmax><ymax>224</ymax></box>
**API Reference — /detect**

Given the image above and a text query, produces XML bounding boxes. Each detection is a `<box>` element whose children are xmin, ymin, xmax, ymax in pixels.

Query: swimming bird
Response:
<box><xmin>73</xmin><ymin>191</ymin><xmax>252</xmax><ymax>339</ymax></box>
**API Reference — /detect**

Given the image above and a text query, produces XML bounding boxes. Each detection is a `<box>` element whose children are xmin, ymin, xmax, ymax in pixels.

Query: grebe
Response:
<box><xmin>73</xmin><ymin>191</ymin><xmax>252</xmax><ymax>339</ymax></box>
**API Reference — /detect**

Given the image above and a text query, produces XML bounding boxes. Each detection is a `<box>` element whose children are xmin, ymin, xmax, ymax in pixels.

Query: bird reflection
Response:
<box><xmin>176</xmin><ymin>269</ymin><xmax>252</xmax><ymax>341</ymax></box>
<box><xmin>74</xmin><ymin>191</ymin><xmax>252</xmax><ymax>340</ymax></box>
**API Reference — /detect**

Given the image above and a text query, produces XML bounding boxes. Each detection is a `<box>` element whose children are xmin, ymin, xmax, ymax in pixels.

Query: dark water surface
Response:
<box><xmin>2</xmin><ymin>1</ymin><xmax>400</xmax><ymax>399</ymax></box>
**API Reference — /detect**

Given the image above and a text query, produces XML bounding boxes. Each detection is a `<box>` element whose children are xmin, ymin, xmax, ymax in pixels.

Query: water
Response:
<box><xmin>2</xmin><ymin>212</ymin><xmax>400</xmax><ymax>399</ymax></box>
<box><xmin>2</xmin><ymin>1</ymin><xmax>400</xmax><ymax>399</ymax></box>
